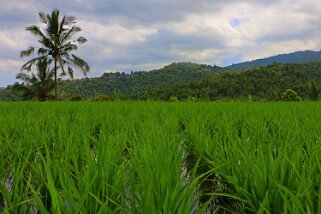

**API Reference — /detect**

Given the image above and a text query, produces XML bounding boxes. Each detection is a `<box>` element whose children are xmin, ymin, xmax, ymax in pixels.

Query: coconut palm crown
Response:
<box><xmin>13</xmin><ymin>58</ymin><xmax>55</xmax><ymax>101</ymax></box>
<box><xmin>20</xmin><ymin>9</ymin><xmax>89</xmax><ymax>99</ymax></box>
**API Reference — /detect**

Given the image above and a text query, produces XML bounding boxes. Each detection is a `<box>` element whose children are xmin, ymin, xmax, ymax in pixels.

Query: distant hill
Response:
<box><xmin>3</xmin><ymin>61</ymin><xmax>321</xmax><ymax>101</ymax></box>
<box><xmin>227</xmin><ymin>50</ymin><xmax>321</xmax><ymax>70</ymax></box>
<box><xmin>62</xmin><ymin>61</ymin><xmax>321</xmax><ymax>100</ymax></box>
<box><xmin>61</xmin><ymin>62</ymin><xmax>225</xmax><ymax>98</ymax></box>
<box><xmin>145</xmin><ymin>61</ymin><xmax>321</xmax><ymax>101</ymax></box>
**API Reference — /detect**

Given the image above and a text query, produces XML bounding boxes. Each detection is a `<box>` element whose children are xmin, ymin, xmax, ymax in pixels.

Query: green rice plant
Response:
<box><xmin>1</xmin><ymin>101</ymin><xmax>321</xmax><ymax>213</ymax></box>
<box><xmin>179</xmin><ymin>102</ymin><xmax>321</xmax><ymax>213</ymax></box>
<box><xmin>125</xmin><ymin>110</ymin><xmax>200</xmax><ymax>213</ymax></box>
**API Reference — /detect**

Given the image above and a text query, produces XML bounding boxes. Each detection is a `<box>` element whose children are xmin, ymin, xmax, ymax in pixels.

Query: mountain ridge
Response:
<box><xmin>227</xmin><ymin>50</ymin><xmax>321</xmax><ymax>70</ymax></box>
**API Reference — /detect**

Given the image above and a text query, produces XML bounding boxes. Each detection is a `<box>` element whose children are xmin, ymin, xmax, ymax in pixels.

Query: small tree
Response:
<box><xmin>70</xmin><ymin>94</ymin><xmax>83</xmax><ymax>101</ymax></box>
<box><xmin>169</xmin><ymin>96</ymin><xmax>178</xmax><ymax>102</ymax></box>
<box><xmin>91</xmin><ymin>94</ymin><xmax>112</xmax><ymax>101</ymax></box>
<box><xmin>281</xmin><ymin>89</ymin><xmax>301</xmax><ymax>101</ymax></box>
<box><xmin>12</xmin><ymin>58</ymin><xmax>54</xmax><ymax>101</ymax></box>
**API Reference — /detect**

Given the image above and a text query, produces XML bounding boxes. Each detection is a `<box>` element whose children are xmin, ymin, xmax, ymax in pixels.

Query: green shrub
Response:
<box><xmin>187</xmin><ymin>96</ymin><xmax>197</xmax><ymax>102</ymax></box>
<box><xmin>281</xmin><ymin>89</ymin><xmax>301</xmax><ymax>101</ymax></box>
<box><xmin>168</xmin><ymin>96</ymin><xmax>178</xmax><ymax>102</ymax></box>
<box><xmin>91</xmin><ymin>94</ymin><xmax>112</xmax><ymax>101</ymax></box>
<box><xmin>70</xmin><ymin>94</ymin><xmax>83</xmax><ymax>101</ymax></box>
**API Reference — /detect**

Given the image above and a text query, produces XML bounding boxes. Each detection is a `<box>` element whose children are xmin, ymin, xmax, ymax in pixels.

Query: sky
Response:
<box><xmin>0</xmin><ymin>0</ymin><xmax>321</xmax><ymax>87</ymax></box>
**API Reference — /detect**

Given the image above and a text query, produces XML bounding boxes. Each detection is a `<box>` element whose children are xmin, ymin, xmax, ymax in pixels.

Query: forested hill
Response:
<box><xmin>154</xmin><ymin>61</ymin><xmax>321</xmax><ymax>101</ymax></box>
<box><xmin>61</xmin><ymin>61</ymin><xmax>321</xmax><ymax>100</ymax></box>
<box><xmin>227</xmin><ymin>50</ymin><xmax>321</xmax><ymax>70</ymax></box>
<box><xmin>2</xmin><ymin>61</ymin><xmax>321</xmax><ymax>101</ymax></box>
<box><xmin>61</xmin><ymin>62</ymin><xmax>224</xmax><ymax>98</ymax></box>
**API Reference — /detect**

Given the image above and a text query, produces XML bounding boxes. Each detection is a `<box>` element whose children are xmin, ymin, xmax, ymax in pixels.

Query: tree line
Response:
<box><xmin>3</xmin><ymin>60</ymin><xmax>321</xmax><ymax>101</ymax></box>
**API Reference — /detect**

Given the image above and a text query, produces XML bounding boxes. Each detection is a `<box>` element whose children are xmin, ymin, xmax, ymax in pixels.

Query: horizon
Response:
<box><xmin>1</xmin><ymin>0</ymin><xmax>321</xmax><ymax>87</ymax></box>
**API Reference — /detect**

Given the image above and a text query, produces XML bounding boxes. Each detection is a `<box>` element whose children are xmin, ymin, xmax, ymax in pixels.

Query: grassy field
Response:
<box><xmin>0</xmin><ymin>101</ymin><xmax>321</xmax><ymax>213</ymax></box>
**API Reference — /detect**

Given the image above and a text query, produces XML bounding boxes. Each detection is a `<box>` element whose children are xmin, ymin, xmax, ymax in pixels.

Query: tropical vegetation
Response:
<box><xmin>4</xmin><ymin>61</ymin><xmax>321</xmax><ymax>101</ymax></box>
<box><xmin>47</xmin><ymin>61</ymin><xmax>321</xmax><ymax>101</ymax></box>
<box><xmin>19</xmin><ymin>9</ymin><xmax>89</xmax><ymax>99</ymax></box>
<box><xmin>12</xmin><ymin>58</ymin><xmax>54</xmax><ymax>101</ymax></box>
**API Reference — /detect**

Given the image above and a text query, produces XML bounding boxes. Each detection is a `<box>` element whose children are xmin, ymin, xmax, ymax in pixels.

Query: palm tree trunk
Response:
<box><xmin>0</xmin><ymin>193</ymin><xmax>4</xmax><ymax>211</ymax></box>
<box><xmin>54</xmin><ymin>60</ymin><xmax>57</xmax><ymax>100</ymax></box>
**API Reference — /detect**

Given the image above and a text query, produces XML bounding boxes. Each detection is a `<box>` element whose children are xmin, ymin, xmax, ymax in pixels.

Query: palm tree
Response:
<box><xmin>307</xmin><ymin>81</ymin><xmax>321</xmax><ymax>101</ymax></box>
<box><xmin>20</xmin><ymin>9</ymin><xmax>89</xmax><ymax>100</ymax></box>
<box><xmin>12</xmin><ymin>58</ymin><xmax>55</xmax><ymax>101</ymax></box>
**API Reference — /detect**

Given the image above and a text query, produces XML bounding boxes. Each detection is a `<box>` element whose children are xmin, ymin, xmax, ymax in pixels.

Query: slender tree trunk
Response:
<box><xmin>0</xmin><ymin>193</ymin><xmax>4</xmax><ymax>211</ymax></box>
<box><xmin>54</xmin><ymin>60</ymin><xmax>57</xmax><ymax>100</ymax></box>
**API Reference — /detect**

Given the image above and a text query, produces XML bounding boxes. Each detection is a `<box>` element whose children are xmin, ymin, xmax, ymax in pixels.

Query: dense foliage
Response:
<box><xmin>1</xmin><ymin>102</ymin><xmax>321</xmax><ymax>213</ymax></box>
<box><xmin>147</xmin><ymin>62</ymin><xmax>321</xmax><ymax>101</ymax></box>
<box><xmin>2</xmin><ymin>61</ymin><xmax>321</xmax><ymax>101</ymax></box>
<box><xmin>0</xmin><ymin>87</ymin><xmax>20</xmax><ymax>101</ymax></box>
<box><xmin>61</xmin><ymin>62</ymin><xmax>223</xmax><ymax>98</ymax></box>
<box><xmin>12</xmin><ymin>58</ymin><xmax>54</xmax><ymax>101</ymax></box>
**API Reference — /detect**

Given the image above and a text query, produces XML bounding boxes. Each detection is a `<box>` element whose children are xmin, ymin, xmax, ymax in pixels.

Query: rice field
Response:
<box><xmin>0</xmin><ymin>101</ymin><xmax>321</xmax><ymax>213</ymax></box>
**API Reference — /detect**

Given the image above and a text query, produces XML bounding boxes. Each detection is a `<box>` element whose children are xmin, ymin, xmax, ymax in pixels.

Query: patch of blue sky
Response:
<box><xmin>230</xmin><ymin>18</ymin><xmax>241</xmax><ymax>27</ymax></box>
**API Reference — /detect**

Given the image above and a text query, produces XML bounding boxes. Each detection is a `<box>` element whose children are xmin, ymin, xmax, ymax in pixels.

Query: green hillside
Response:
<box><xmin>156</xmin><ymin>62</ymin><xmax>321</xmax><ymax>101</ymax></box>
<box><xmin>61</xmin><ymin>62</ymin><xmax>224</xmax><ymax>98</ymax></box>
<box><xmin>3</xmin><ymin>61</ymin><xmax>321</xmax><ymax>101</ymax></box>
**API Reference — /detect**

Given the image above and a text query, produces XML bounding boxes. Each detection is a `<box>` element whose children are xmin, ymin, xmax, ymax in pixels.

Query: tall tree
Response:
<box><xmin>20</xmin><ymin>9</ymin><xmax>89</xmax><ymax>99</ymax></box>
<box><xmin>12</xmin><ymin>58</ymin><xmax>54</xmax><ymax>101</ymax></box>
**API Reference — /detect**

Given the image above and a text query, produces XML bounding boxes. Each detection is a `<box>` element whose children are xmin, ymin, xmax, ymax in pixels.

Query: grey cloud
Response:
<box><xmin>0</xmin><ymin>0</ymin><xmax>321</xmax><ymax>86</ymax></box>
<box><xmin>21</xmin><ymin>0</ymin><xmax>280</xmax><ymax>26</ymax></box>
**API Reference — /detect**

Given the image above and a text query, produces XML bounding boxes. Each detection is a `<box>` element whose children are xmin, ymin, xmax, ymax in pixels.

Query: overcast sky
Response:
<box><xmin>0</xmin><ymin>0</ymin><xmax>321</xmax><ymax>86</ymax></box>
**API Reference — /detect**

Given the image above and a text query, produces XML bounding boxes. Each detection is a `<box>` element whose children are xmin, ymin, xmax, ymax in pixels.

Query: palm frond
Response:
<box><xmin>20</xmin><ymin>47</ymin><xmax>35</xmax><ymax>58</ymax></box>
<box><xmin>59</xmin><ymin>16</ymin><xmax>67</xmax><ymax>35</ymax></box>
<box><xmin>26</xmin><ymin>26</ymin><xmax>44</xmax><ymax>38</ymax></box>
<box><xmin>68</xmin><ymin>54</ymin><xmax>90</xmax><ymax>76</ymax></box>
<box><xmin>72</xmin><ymin>54</ymin><xmax>90</xmax><ymax>71</ymax></box>
<box><xmin>64</xmin><ymin>15</ymin><xmax>76</xmax><ymax>25</ymax></box>
<box><xmin>16</xmin><ymin>72</ymin><xmax>32</xmax><ymax>82</ymax></box>
<box><xmin>38</xmin><ymin>11</ymin><xmax>48</xmax><ymax>24</ymax></box>
<box><xmin>68</xmin><ymin>67</ymin><xmax>74</xmax><ymax>79</ymax></box>
<box><xmin>37</xmin><ymin>48</ymin><xmax>49</xmax><ymax>56</ymax></box>
<box><xmin>21</xmin><ymin>56</ymin><xmax>46</xmax><ymax>71</ymax></box>
<box><xmin>61</xmin><ymin>43</ymin><xmax>78</xmax><ymax>52</ymax></box>
<box><xmin>47</xmin><ymin>9</ymin><xmax>60</xmax><ymax>39</ymax></box>
<box><xmin>26</xmin><ymin>26</ymin><xmax>53</xmax><ymax>49</ymax></box>
<box><xmin>38</xmin><ymin>37</ymin><xmax>54</xmax><ymax>50</ymax></box>
<box><xmin>21</xmin><ymin>59</ymin><xmax>36</xmax><ymax>71</ymax></box>
<box><xmin>61</xmin><ymin>26</ymin><xmax>81</xmax><ymax>44</ymax></box>
<box><xmin>77</xmin><ymin>36</ymin><xmax>87</xmax><ymax>44</ymax></box>
<box><xmin>58</xmin><ymin>58</ymin><xmax>67</xmax><ymax>76</ymax></box>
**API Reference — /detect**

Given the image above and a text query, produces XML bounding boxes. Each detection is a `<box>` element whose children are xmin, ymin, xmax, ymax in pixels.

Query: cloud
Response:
<box><xmin>0</xmin><ymin>59</ymin><xmax>24</xmax><ymax>86</ymax></box>
<box><xmin>0</xmin><ymin>0</ymin><xmax>321</xmax><ymax>86</ymax></box>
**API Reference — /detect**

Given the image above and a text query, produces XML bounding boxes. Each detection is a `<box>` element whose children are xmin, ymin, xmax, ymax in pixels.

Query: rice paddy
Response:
<box><xmin>0</xmin><ymin>101</ymin><xmax>321</xmax><ymax>213</ymax></box>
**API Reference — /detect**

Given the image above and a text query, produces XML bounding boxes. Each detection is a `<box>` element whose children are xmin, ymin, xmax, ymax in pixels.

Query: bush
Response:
<box><xmin>281</xmin><ymin>89</ymin><xmax>301</xmax><ymax>101</ymax></box>
<box><xmin>70</xmin><ymin>94</ymin><xmax>83</xmax><ymax>101</ymax></box>
<box><xmin>187</xmin><ymin>96</ymin><xmax>197</xmax><ymax>102</ymax></box>
<box><xmin>168</xmin><ymin>96</ymin><xmax>178</xmax><ymax>102</ymax></box>
<box><xmin>91</xmin><ymin>94</ymin><xmax>112</xmax><ymax>101</ymax></box>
